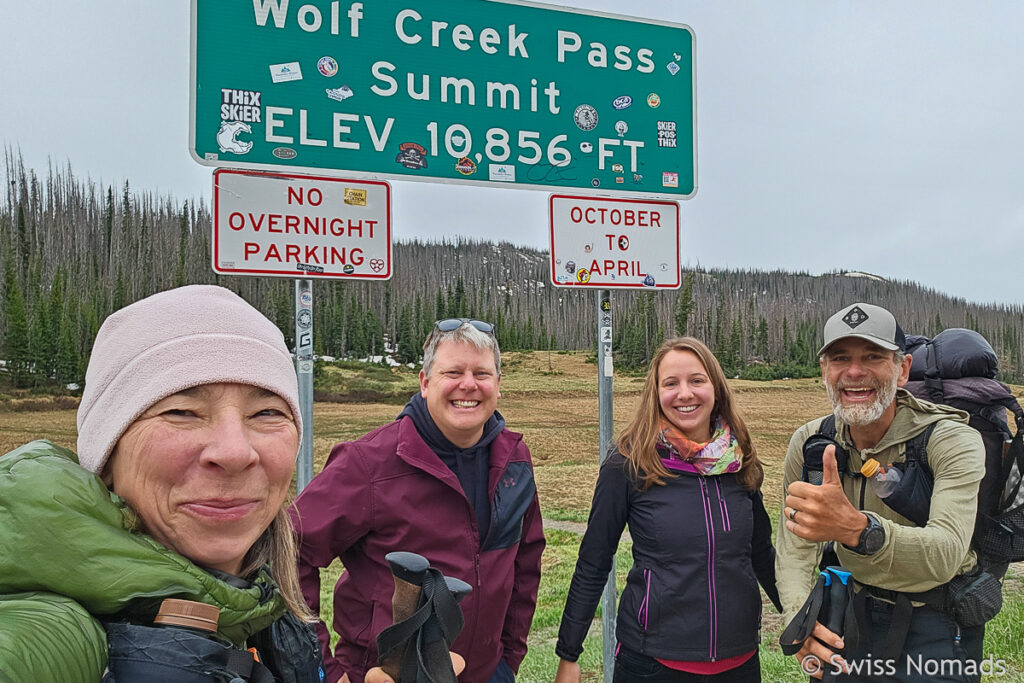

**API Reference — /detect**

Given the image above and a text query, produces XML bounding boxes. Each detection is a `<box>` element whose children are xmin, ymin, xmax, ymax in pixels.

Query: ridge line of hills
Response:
<box><xmin>3</xmin><ymin>154</ymin><xmax>1022</xmax><ymax>386</ymax></box>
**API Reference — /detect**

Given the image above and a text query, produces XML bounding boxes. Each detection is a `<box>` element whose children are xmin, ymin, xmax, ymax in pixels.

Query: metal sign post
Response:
<box><xmin>597</xmin><ymin>290</ymin><xmax>616</xmax><ymax>681</ymax></box>
<box><xmin>295</xmin><ymin>280</ymin><xmax>315</xmax><ymax>492</ymax></box>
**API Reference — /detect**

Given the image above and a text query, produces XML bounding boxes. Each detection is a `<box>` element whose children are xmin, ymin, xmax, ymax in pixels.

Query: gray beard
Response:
<box><xmin>826</xmin><ymin>373</ymin><xmax>899</xmax><ymax>427</ymax></box>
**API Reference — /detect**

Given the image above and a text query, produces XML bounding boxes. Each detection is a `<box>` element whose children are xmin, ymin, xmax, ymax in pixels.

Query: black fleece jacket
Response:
<box><xmin>557</xmin><ymin>449</ymin><xmax>782</xmax><ymax>663</ymax></box>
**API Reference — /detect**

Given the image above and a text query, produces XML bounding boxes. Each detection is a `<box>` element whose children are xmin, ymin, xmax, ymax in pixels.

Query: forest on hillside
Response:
<box><xmin>3</xmin><ymin>151</ymin><xmax>1024</xmax><ymax>392</ymax></box>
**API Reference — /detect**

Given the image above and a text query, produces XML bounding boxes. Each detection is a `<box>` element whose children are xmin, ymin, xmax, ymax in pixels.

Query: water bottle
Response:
<box><xmin>860</xmin><ymin>458</ymin><xmax>901</xmax><ymax>498</ymax></box>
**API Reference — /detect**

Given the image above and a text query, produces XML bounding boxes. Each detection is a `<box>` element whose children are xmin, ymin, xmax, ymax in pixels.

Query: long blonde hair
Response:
<box><xmin>616</xmin><ymin>337</ymin><xmax>764</xmax><ymax>491</ymax></box>
<box><xmin>240</xmin><ymin>501</ymin><xmax>316</xmax><ymax>622</ymax></box>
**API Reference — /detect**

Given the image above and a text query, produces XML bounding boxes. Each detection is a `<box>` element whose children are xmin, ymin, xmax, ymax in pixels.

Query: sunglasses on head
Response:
<box><xmin>434</xmin><ymin>318</ymin><xmax>495</xmax><ymax>334</ymax></box>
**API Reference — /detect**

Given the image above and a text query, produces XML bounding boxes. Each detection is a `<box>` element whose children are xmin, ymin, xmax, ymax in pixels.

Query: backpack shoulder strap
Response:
<box><xmin>999</xmin><ymin>429</ymin><xmax>1024</xmax><ymax>510</ymax></box>
<box><xmin>903</xmin><ymin>423</ymin><xmax>937</xmax><ymax>479</ymax></box>
<box><xmin>817</xmin><ymin>414</ymin><xmax>837</xmax><ymax>439</ymax></box>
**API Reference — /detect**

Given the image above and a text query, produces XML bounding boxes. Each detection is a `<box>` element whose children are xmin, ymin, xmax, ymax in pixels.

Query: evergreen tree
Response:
<box><xmin>721</xmin><ymin>316</ymin><xmax>743</xmax><ymax>376</ymax></box>
<box><xmin>617</xmin><ymin>315</ymin><xmax>645</xmax><ymax>370</ymax></box>
<box><xmin>103</xmin><ymin>186</ymin><xmax>115</xmax><ymax>261</ymax></box>
<box><xmin>755</xmin><ymin>317</ymin><xmax>770</xmax><ymax>361</ymax></box>
<box><xmin>395</xmin><ymin>303</ymin><xmax>417</xmax><ymax>364</ymax></box>
<box><xmin>528</xmin><ymin>321</ymin><xmax>539</xmax><ymax>351</ymax></box>
<box><xmin>712</xmin><ymin>295</ymin><xmax>727</xmax><ymax>360</ymax></box>
<box><xmin>366</xmin><ymin>310</ymin><xmax>384</xmax><ymax>357</ymax></box>
<box><xmin>383</xmin><ymin>281</ymin><xmax>393</xmax><ymax>330</ymax></box>
<box><xmin>112</xmin><ymin>264</ymin><xmax>127</xmax><ymax>312</ymax></box>
<box><xmin>347</xmin><ymin>297</ymin><xmax>367</xmax><ymax>357</ymax></box>
<box><xmin>434</xmin><ymin>289</ymin><xmax>446</xmax><ymax>321</ymax></box>
<box><xmin>790</xmin><ymin>323</ymin><xmax>811</xmax><ymax>364</ymax></box>
<box><xmin>29</xmin><ymin>290</ymin><xmax>51</xmax><ymax>385</ymax></box>
<box><xmin>674</xmin><ymin>272</ymin><xmax>695</xmax><ymax>336</ymax></box>
<box><xmin>453</xmin><ymin>277</ymin><xmax>467</xmax><ymax>317</ymax></box>
<box><xmin>16</xmin><ymin>201</ymin><xmax>29</xmax><ymax>275</ymax></box>
<box><xmin>271</xmin><ymin>281</ymin><xmax>292</xmax><ymax>347</ymax></box>
<box><xmin>2</xmin><ymin>254</ymin><xmax>32</xmax><ymax>387</ymax></box>
<box><xmin>781</xmin><ymin>317</ymin><xmax>792</xmax><ymax>358</ymax></box>
<box><xmin>121</xmin><ymin>180</ymin><xmax>132</xmax><ymax>262</ymax></box>
<box><xmin>47</xmin><ymin>269</ymin><xmax>67</xmax><ymax>376</ymax></box>
<box><xmin>56</xmin><ymin>303</ymin><xmax>80</xmax><ymax>386</ymax></box>
<box><xmin>174</xmin><ymin>202</ymin><xmax>189</xmax><ymax>287</ymax></box>
<box><xmin>445</xmin><ymin>283</ymin><xmax>457</xmax><ymax>317</ymax></box>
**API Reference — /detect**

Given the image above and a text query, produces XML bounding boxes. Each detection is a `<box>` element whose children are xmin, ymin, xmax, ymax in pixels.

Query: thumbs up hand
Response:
<box><xmin>821</xmin><ymin>445</ymin><xmax>842</xmax><ymax>486</ymax></box>
<box><xmin>785</xmin><ymin>445</ymin><xmax>869</xmax><ymax>546</ymax></box>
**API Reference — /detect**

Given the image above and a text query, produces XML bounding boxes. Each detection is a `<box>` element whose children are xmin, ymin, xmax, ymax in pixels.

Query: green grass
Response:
<box><xmin>313</xmin><ymin>360</ymin><xmax>419</xmax><ymax>402</ymax></box>
<box><xmin>538</xmin><ymin>509</ymin><xmax>591</xmax><ymax>524</ymax></box>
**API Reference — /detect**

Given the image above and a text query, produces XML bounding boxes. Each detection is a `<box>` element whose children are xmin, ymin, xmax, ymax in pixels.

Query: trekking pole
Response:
<box><xmin>820</xmin><ymin>567</ymin><xmax>852</xmax><ymax>683</ymax></box>
<box><xmin>414</xmin><ymin>576</ymin><xmax>472</xmax><ymax>683</ymax></box>
<box><xmin>381</xmin><ymin>552</ymin><xmax>430</xmax><ymax>680</ymax></box>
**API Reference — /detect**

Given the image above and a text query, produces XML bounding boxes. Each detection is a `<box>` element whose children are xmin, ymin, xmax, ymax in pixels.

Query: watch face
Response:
<box><xmin>862</xmin><ymin>522</ymin><xmax>885</xmax><ymax>554</ymax></box>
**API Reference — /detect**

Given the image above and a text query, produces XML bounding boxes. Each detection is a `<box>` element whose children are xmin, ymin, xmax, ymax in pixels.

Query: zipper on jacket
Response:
<box><xmin>699</xmin><ymin>477</ymin><xmax>718</xmax><ymax>661</ymax></box>
<box><xmin>713</xmin><ymin>479</ymin><xmax>732</xmax><ymax>532</ymax></box>
<box><xmin>637</xmin><ymin>568</ymin><xmax>651</xmax><ymax>631</ymax></box>
<box><xmin>470</xmin><ymin>552</ymin><xmax>482</xmax><ymax>662</ymax></box>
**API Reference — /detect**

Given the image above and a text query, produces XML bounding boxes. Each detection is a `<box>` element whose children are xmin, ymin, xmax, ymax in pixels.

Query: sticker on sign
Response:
<box><xmin>548</xmin><ymin>194</ymin><xmax>680</xmax><ymax>289</ymax></box>
<box><xmin>212</xmin><ymin>169</ymin><xmax>392</xmax><ymax>280</ymax></box>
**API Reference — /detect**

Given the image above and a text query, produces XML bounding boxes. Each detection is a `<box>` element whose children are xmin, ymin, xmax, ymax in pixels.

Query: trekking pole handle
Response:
<box><xmin>381</xmin><ymin>552</ymin><xmax>430</xmax><ymax>680</ymax></box>
<box><xmin>419</xmin><ymin>576</ymin><xmax>471</xmax><ymax>645</ymax></box>
<box><xmin>823</xmin><ymin>567</ymin><xmax>852</xmax><ymax>636</ymax></box>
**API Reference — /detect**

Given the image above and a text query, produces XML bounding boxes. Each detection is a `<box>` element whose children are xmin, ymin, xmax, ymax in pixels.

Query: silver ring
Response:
<box><xmin>789</xmin><ymin>508</ymin><xmax>798</xmax><ymax>522</ymax></box>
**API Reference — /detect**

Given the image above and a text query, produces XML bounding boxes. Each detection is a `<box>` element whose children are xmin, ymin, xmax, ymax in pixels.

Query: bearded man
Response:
<box><xmin>776</xmin><ymin>303</ymin><xmax>987</xmax><ymax>682</ymax></box>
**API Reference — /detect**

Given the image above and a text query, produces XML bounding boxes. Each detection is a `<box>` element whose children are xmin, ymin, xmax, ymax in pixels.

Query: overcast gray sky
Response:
<box><xmin>2</xmin><ymin>1</ymin><xmax>1022</xmax><ymax>306</ymax></box>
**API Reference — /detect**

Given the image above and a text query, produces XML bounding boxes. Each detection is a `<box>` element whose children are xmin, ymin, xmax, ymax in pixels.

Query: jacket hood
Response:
<box><xmin>836</xmin><ymin>388</ymin><xmax>969</xmax><ymax>453</ymax></box>
<box><xmin>0</xmin><ymin>440</ymin><xmax>285</xmax><ymax>645</ymax></box>
<box><xmin>397</xmin><ymin>392</ymin><xmax>505</xmax><ymax>453</ymax></box>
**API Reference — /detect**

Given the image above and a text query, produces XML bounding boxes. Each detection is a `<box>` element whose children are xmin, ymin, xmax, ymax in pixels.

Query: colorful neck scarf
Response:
<box><xmin>658</xmin><ymin>417</ymin><xmax>742</xmax><ymax>476</ymax></box>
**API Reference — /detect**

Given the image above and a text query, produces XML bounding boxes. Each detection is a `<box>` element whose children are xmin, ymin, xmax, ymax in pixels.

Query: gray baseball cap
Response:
<box><xmin>818</xmin><ymin>303</ymin><xmax>906</xmax><ymax>356</ymax></box>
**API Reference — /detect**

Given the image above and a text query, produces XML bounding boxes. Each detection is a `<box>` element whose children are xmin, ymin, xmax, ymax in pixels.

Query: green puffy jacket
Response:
<box><xmin>0</xmin><ymin>440</ymin><xmax>288</xmax><ymax>683</ymax></box>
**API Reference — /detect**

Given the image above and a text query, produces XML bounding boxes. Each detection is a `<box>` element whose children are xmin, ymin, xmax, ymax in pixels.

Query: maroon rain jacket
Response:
<box><xmin>290</xmin><ymin>416</ymin><xmax>545</xmax><ymax>683</ymax></box>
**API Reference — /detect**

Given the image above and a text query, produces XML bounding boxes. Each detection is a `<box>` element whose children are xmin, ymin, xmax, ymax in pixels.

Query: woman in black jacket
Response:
<box><xmin>555</xmin><ymin>337</ymin><xmax>782</xmax><ymax>682</ymax></box>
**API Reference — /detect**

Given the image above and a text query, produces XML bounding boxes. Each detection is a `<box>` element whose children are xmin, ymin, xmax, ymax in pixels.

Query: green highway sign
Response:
<box><xmin>191</xmin><ymin>0</ymin><xmax>696</xmax><ymax>198</ymax></box>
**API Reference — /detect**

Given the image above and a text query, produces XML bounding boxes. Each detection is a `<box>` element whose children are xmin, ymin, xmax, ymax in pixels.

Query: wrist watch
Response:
<box><xmin>845</xmin><ymin>513</ymin><xmax>885</xmax><ymax>555</ymax></box>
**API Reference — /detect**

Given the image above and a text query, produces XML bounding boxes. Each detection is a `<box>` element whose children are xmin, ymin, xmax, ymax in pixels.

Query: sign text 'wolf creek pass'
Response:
<box><xmin>191</xmin><ymin>0</ymin><xmax>695</xmax><ymax>198</ymax></box>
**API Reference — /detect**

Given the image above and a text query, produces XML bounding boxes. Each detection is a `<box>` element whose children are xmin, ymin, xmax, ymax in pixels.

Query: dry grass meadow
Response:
<box><xmin>4</xmin><ymin>350</ymin><xmax>1024</xmax><ymax>681</ymax></box>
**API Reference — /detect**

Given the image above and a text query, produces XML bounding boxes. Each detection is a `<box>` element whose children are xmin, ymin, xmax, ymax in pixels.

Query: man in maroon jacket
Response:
<box><xmin>291</xmin><ymin>319</ymin><xmax>545</xmax><ymax>683</ymax></box>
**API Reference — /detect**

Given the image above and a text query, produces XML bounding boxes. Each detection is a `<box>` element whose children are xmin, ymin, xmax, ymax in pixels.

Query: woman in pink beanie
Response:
<box><xmin>0</xmin><ymin>285</ymin><xmax>340</xmax><ymax>682</ymax></box>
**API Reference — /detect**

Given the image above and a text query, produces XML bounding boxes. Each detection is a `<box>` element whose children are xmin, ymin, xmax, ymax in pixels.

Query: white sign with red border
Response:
<box><xmin>549</xmin><ymin>194</ymin><xmax>680</xmax><ymax>289</ymax></box>
<box><xmin>213</xmin><ymin>169</ymin><xmax>392</xmax><ymax>280</ymax></box>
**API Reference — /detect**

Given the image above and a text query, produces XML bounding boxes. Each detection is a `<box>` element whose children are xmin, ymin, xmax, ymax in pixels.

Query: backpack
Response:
<box><xmin>904</xmin><ymin>328</ymin><xmax>1024</xmax><ymax>570</ymax></box>
<box><xmin>102</xmin><ymin>611</ymin><xmax>323</xmax><ymax>683</ymax></box>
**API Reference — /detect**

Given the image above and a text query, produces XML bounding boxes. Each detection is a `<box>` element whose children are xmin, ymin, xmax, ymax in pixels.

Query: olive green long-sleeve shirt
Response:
<box><xmin>775</xmin><ymin>390</ymin><xmax>984</xmax><ymax>624</ymax></box>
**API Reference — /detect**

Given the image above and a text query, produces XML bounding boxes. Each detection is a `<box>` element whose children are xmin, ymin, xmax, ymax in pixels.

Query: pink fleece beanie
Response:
<box><xmin>76</xmin><ymin>285</ymin><xmax>301</xmax><ymax>474</ymax></box>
